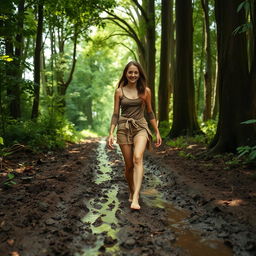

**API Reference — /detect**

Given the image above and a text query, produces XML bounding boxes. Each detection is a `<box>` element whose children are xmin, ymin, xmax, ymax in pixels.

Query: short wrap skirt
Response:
<box><xmin>116</xmin><ymin>116</ymin><xmax>153</xmax><ymax>150</ymax></box>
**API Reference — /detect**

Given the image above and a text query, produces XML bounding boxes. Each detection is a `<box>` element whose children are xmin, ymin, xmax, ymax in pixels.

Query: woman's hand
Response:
<box><xmin>155</xmin><ymin>132</ymin><xmax>162</xmax><ymax>148</ymax></box>
<box><xmin>107</xmin><ymin>134</ymin><xmax>115</xmax><ymax>149</ymax></box>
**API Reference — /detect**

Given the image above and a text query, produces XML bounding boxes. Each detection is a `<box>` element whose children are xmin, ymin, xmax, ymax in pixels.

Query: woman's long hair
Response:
<box><xmin>117</xmin><ymin>61</ymin><xmax>147</xmax><ymax>95</ymax></box>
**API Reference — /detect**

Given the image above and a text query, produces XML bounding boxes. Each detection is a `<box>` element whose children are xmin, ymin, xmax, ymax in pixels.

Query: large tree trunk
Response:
<box><xmin>145</xmin><ymin>0</ymin><xmax>156</xmax><ymax>112</ymax></box>
<box><xmin>168</xmin><ymin>0</ymin><xmax>201</xmax><ymax>137</ymax></box>
<box><xmin>201</xmin><ymin>0</ymin><xmax>213</xmax><ymax>121</ymax></box>
<box><xmin>209</xmin><ymin>0</ymin><xmax>256</xmax><ymax>153</ymax></box>
<box><xmin>169</xmin><ymin>0</ymin><xmax>175</xmax><ymax>95</ymax></box>
<box><xmin>196</xmin><ymin>33</ymin><xmax>205</xmax><ymax>115</ymax></box>
<box><xmin>31</xmin><ymin>2</ymin><xmax>44</xmax><ymax>119</ymax></box>
<box><xmin>5</xmin><ymin>0</ymin><xmax>24</xmax><ymax>119</ymax></box>
<box><xmin>158</xmin><ymin>0</ymin><xmax>171</xmax><ymax>123</ymax></box>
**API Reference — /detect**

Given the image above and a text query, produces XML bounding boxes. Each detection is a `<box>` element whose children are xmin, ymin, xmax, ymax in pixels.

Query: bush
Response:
<box><xmin>2</xmin><ymin>114</ymin><xmax>79</xmax><ymax>151</ymax></box>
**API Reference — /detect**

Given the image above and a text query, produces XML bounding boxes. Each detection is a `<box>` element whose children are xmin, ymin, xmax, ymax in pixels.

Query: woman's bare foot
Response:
<box><xmin>130</xmin><ymin>196</ymin><xmax>140</xmax><ymax>210</ymax></box>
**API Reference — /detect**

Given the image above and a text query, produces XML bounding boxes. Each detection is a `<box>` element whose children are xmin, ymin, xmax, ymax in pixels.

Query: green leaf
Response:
<box><xmin>7</xmin><ymin>173</ymin><xmax>15</xmax><ymax>180</ymax></box>
<box><xmin>0</xmin><ymin>137</ymin><xmax>3</xmax><ymax>145</ymax></box>
<box><xmin>237</xmin><ymin>0</ymin><xmax>250</xmax><ymax>13</ymax></box>
<box><xmin>241</xmin><ymin>119</ymin><xmax>256</xmax><ymax>124</ymax></box>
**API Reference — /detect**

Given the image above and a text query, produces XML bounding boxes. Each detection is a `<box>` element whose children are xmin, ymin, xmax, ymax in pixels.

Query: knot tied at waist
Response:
<box><xmin>118</xmin><ymin>116</ymin><xmax>146</xmax><ymax>130</ymax></box>
<box><xmin>125</xmin><ymin>118</ymin><xmax>139</xmax><ymax>129</ymax></box>
<box><xmin>117</xmin><ymin>116</ymin><xmax>153</xmax><ymax>151</ymax></box>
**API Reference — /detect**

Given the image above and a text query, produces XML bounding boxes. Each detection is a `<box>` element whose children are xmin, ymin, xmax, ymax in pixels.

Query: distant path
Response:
<box><xmin>0</xmin><ymin>139</ymin><xmax>255</xmax><ymax>256</ymax></box>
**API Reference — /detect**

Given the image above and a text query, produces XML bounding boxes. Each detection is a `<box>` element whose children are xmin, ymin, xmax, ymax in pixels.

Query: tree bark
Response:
<box><xmin>5</xmin><ymin>0</ymin><xmax>24</xmax><ymax>119</ymax></box>
<box><xmin>168</xmin><ymin>0</ymin><xmax>201</xmax><ymax>137</ymax></box>
<box><xmin>209</xmin><ymin>0</ymin><xmax>256</xmax><ymax>153</ymax></box>
<box><xmin>158</xmin><ymin>0</ymin><xmax>171</xmax><ymax>123</ymax></box>
<box><xmin>201</xmin><ymin>0</ymin><xmax>213</xmax><ymax>121</ymax></box>
<box><xmin>212</xmin><ymin>56</ymin><xmax>219</xmax><ymax>119</ymax></box>
<box><xmin>144</xmin><ymin>0</ymin><xmax>156</xmax><ymax>112</ymax></box>
<box><xmin>31</xmin><ymin>1</ymin><xmax>44</xmax><ymax>119</ymax></box>
<box><xmin>56</xmin><ymin>26</ymin><xmax>78</xmax><ymax>111</ymax></box>
<box><xmin>169</xmin><ymin>0</ymin><xmax>175</xmax><ymax>95</ymax></box>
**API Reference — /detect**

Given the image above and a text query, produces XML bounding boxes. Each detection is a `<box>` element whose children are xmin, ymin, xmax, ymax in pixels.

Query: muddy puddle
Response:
<box><xmin>142</xmin><ymin>187</ymin><xmax>232</xmax><ymax>256</ymax></box>
<box><xmin>81</xmin><ymin>141</ymin><xmax>120</xmax><ymax>255</ymax></box>
<box><xmin>81</xmin><ymin>140</ymin><xmax>233</xmax><ymax>255</ymax></box>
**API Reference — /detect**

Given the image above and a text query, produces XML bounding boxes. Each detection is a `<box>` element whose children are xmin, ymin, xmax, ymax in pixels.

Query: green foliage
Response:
<box><xmin>241</xmin><ymin>119</ymin><xmax>256</xmax><ymax>124</ymax></box>
<box><xmin>236</xmin><ymin>119</ymin><xmax>256</xmax><ymax>163</ymax></box>
<box><xmin>80</xmin><ymin>129</ymin><xmax>99</xmax><ymax>138</ymax></box>
<box><xmin>3</xmin><ymin>173</ymin><xmax>16</xmax><ymax>187</ymax></box>
<box><xmin>200</xmin><ymin>119</ymin><xmax>217</xmax><ymax>142</ymax></box>
<box><xmin>66</xmin><ymin>34</ymin><xmax>129</xmax><ymax>135</ymax></box>
<box><xmin>178</xmin><ymin>150</ymin><xmax>195</xmax><ymax>159</ymax></box>
<box><xmin>225</xmin><ymin>158</ymin><xmax>242</xmax><ymax>167</ymax></box>
<box><xmin>158</xmin><ymin>121</ymin><xmax>171</xmax><ymax>138</ymax></box>
<box><xmin>237</xmin><ymin>145</ymin><xmax>256</xmax><ymax>163</ymax></box>
<box><xmin>167</xmin><ymin>136</ymin><xmax>189</xmax><ymax>148</ymax></box>
<box><xmin>166</xmin><ymin>120</ymin><xmax>217</xmax><ymax>148</ymax></box>
<box><xmin>3</xmin><ymin>114</ymin><xmax>79</xmax><ymax>151</ymax></box>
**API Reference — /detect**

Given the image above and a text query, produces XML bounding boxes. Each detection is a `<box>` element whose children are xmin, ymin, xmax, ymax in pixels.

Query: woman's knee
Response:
<box><xmin>133</xmin><ymin>154</ymin><xmax>143</xmax><ymax>165</ymax></box>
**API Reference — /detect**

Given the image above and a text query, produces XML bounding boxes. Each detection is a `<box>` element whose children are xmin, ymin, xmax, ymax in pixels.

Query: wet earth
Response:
<box><xmin>0</xmin><ymin>138</ymin><xmax>256</xmax><ymax>256</ymax></box>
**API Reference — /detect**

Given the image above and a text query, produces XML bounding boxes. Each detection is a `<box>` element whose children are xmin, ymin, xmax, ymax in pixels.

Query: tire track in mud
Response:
<box><xmin>82</xmin><ymin>140</ymin><xmax>255</xmax><ymax>256</ymax></box>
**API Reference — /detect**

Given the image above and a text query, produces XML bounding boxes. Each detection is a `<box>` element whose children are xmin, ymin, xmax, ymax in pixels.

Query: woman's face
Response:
<box><xmin>126</xmin><ymin>65</ymin><xmax>140</xmax><ymax>84</ymax></box>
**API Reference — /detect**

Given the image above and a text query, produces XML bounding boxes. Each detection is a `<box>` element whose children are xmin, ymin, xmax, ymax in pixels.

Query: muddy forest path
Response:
<box><xmin>0</xmin><ymin>139</ymin><xmax>255</xmax><ymax>256</ymax></box>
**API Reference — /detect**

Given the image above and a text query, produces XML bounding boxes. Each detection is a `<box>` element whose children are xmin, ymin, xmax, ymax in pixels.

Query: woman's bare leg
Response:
<box><xmin>131</xmin><ymin>135</ymin><xmax>148</xmax><ymax>210</ymax></box>
<box><xmin>119</xmin><ymin>144</ymin><xmax>134</xmax><ymax>201</ymax></box>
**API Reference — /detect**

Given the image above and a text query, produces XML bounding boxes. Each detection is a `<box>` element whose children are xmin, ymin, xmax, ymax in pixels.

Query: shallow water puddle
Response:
<box><xmin>141</xmin><ymin>173</ymin><xmax>233</xmax><ymax>256</ymax></box>
<box><xmin>80</xmin><ymin>141</ymin><xmax>120</xmax><ymax>255</ymax></box>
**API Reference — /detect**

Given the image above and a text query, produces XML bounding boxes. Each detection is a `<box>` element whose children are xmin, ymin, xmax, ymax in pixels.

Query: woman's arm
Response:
<box><xmin>145</xmin><ymin>88</ymin><xmax>162</xmax><ymax>147</ymax></box>
<box><xmin>107</xmin><ymin>88</ymin><xmax>121</xmax><ymax>149</ymax></box>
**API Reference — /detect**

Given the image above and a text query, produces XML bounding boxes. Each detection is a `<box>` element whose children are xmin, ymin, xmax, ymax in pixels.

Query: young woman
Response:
<box><xmin>107</xmin><ymin>61</ymin><xmax>162</xmax><ymax>210</ymax></box>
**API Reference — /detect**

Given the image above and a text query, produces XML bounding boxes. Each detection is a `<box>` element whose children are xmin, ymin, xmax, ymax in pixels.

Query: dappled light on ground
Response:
<box><xmin>217</xmin><ymin>199</ymin><xmax>245</xmax><ymax>207</ymax></box>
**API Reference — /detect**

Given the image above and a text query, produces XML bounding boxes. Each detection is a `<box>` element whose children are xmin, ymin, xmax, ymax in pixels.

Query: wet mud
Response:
<box><xmin>0</xmin><ymin>139</ymin><xmax>256</xmax><ymax>255</ymax></box>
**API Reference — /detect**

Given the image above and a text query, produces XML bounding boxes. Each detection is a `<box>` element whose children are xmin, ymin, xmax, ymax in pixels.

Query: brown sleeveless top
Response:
<box><xmin>120</xmin><ymin>89</ymin><xmax>145</xmax><ymax>120</ymax></box>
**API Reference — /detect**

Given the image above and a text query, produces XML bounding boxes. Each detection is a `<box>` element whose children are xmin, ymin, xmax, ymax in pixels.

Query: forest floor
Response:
<box><xmin>0</xmin><ymin>138</ymin><xmax>256</xmax><ymax>256</ymax></box>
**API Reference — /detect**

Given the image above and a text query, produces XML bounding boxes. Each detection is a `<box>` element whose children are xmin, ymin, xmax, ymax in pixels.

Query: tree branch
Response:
<box><xmin>131</xmin><ymin>0</ymin><xmax>148</xmax><ymax>22</ymax></box>
<box><xmin>103</xmin><ymin>16</ymin><xmax>145</xmax><ymax>55</ymax></box>
<box><xmin>64</xmin><ymin>25</ymin><xmax>78</xmax><ymax>88</ymax></box>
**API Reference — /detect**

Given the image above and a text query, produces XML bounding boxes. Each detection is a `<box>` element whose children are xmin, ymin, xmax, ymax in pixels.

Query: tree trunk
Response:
<box><xmin>145</xmin><ymin>0</ymin><xmax>156</xmax><ymax>112</ymax></box>
<box><xmin>196</xmin><ymin>33</ymin><xmax>205</xmax><ymax>115</ymax></box>
<box><xmin>158</xmin><ymin>0</ymin><xmax>171</xmax><ymax>123</ymax></box>
<box><xmin>169</xmin><ymin>0</ymin><xmax>175</xmax><ymax>95</ymax></box>
<box><xmin>31</xmin><ymin>2</ymin><xmax>44</xmax><ymax>119</ymax></box>
<box><xmin>201</xmin><ymin>0</ymin><xmax>213</xmax><ymax>121</ymax></box>
<box><xmin>85</xmin><ymin>97</ymin><xmax>93</xmax><ymax>129</ymax></box>
<box><xmin>56</xmin><ymin>26</ymin><xmax>78</xmax><ymax>112</ymax></box>
<box><xmin>212</xmin><ymin>56</ymin><xmax>219</xmax><ymax>119</ymax></box>
<box><xmin>5</xmin><ymin>0</ymin><xmax>24</xmax><ymax>119</ymax></box>
<box><xmin>168</xmin><ymin>0</ymin><xmax>201</xmax><ymax>137</ymax></box>
<box><xmin>209</xmin><ymin>0</ymin><xmax>256</xmax><ymax>153</ymax></box>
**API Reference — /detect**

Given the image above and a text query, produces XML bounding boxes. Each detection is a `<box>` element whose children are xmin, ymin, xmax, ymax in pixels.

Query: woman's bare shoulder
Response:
<box><xmin>145</xmin><ymin>87</ymin><xmax>151</xmax><ymax>93</ymax></box>
<box><xmin>145</xmin><ymin>87</ymin><xmax>152</xmax><ymax>98</ymax></box>
<box><xmin>115</xmin><ymin>87</ymin><xmax>122</xmax><ymax>97</ymax></box>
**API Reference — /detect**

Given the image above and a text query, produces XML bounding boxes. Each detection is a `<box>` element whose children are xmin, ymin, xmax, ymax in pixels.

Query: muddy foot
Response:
<box><xmin>130</xmin><ymin>198</ymin><xmax>140</xmax><ymax>210</ymax></box>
